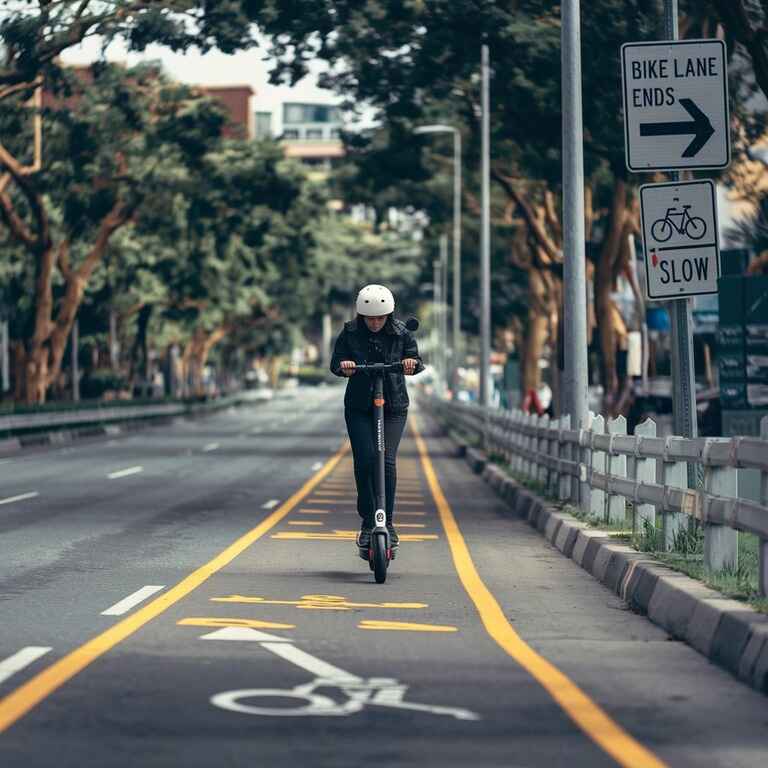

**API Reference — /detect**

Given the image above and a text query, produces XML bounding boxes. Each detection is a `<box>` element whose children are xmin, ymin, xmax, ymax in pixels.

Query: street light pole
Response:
<box><xmin>562</xmin><ymin>0</ymin><xmax>589</xmax><ymax>501</ymax></box>
<box><xmin>413</xmin><ymin>124</ymin><xmax>463</xmax><ymax>387</ymax></box>
<box><xmin>480</xmin><ymin>44</ymin><xmax>491</xmax><ymax>407</ymax></box>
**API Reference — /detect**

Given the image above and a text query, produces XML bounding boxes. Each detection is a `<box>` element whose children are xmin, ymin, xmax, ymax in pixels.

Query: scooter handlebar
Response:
<box><xmin>353</xmin><ymin>362</ymin><xmax>404</xmax><ymax>374</ymax></box>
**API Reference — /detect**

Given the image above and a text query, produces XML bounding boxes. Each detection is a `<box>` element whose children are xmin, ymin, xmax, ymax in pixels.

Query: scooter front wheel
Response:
<box><xmin>372</xmin><ymin>533</ymin><xmax>388</xmax><ymax>584</ymax></box>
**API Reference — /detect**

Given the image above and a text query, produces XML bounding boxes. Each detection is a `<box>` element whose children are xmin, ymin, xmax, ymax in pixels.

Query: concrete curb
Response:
<box><xmin>451</xmin><ymin>432</ymin><xmax>768</xmax><ymax>696</ymax></box>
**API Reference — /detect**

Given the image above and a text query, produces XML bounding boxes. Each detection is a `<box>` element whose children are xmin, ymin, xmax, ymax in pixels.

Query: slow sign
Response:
<box><xmin>640</xmin><ymin>180</ymin><xmax>720</xmax><ymax>300</ymax></box>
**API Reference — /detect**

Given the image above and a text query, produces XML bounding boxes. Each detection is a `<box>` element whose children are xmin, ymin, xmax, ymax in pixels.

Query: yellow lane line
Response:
<box><xmin>411</xmin><ymin>418</ymin><xmax>667</xmax><ymax>768</ymax></box>
<box><xmin>358</xmin><ymin>620</ymin><xmax>458</xmax><ymax>633</ymax></box>
<box><xmin>178</xmin><ymin>618</ymin><xmax>296</xmax><ymax>630</ymax></box>
<box><xmin>0</xmin><ymin>443</ymin><xmax>350</xmax><ymax>734</ymax></box>
<box><xmin>288</xmin><ymin>520</ymin><xmax>324</xmax><ymax>526</ymax></box>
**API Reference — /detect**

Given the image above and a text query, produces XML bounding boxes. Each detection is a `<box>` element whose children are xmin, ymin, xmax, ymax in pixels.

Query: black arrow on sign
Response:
<box><xmin>639</xmin><ymin>98</ymin><xmax>715</xmax><ymax>158</ymax></box>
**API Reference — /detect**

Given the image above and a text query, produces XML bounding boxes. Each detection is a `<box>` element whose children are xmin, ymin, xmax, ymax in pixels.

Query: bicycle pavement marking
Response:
<box><xmin>0</xmin><ymin>442</ymin><xmax>351</xmax><ymax>734</ymax></box>
<box><xmin>411</xmin><ymin>416</ymin><xmax>668</xmax><ymax>768</ymax></box>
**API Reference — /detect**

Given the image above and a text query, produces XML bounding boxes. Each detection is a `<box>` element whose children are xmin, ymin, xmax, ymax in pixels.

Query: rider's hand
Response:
<box><xmin>340</xmin><ymin>360</ymin><xmax>356</xmax><ymax>377</ymax></box>
<box><xmin>402</xmin><ymin>358</ymin><xmax>417</xmax><ymax>375</ymax></box>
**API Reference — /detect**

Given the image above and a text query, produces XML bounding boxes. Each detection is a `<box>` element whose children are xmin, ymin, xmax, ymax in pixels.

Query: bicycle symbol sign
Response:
<box><xmin>640</xmin><ymin>180</ymin><xmax>720</xmax><ymax>300</ymax></box>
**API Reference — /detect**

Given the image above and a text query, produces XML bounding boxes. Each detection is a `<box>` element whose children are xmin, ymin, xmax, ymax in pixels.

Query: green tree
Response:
<box><xmin>0</xmin><ymin>62</ymin><xmax>225</xmax><ymax>401</ymax></box>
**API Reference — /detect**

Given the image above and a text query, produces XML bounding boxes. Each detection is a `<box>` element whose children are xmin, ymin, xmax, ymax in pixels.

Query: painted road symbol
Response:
<box><xmin>640</xmin><ymin>180</ymin><xmax>720</xmax><ymax>300</ymax></box>
<box><xmin>210</xmin><ymin>594</ymin><xmax>428</xmax><ymax>611</ymax></box>
<box><xmin>200</xmin><ymin>628</ymin><xmax>480</xmax><ymax>720</ymax></box>
<box><xmin>622</xmin><ymin>39</ymin><xmax>729</xmax><ymax>171</ymax></box>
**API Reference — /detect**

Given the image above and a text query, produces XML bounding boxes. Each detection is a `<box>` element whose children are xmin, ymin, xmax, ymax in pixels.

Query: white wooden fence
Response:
<box><xmin>425</xmin><ymin>397</ymin><xmax>768</xmax><ymax>596</ymax></box>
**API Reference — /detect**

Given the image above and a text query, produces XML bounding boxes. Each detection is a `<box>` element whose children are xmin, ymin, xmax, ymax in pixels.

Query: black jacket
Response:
<box><xmin>330</xmin><ymin>317</ymin><xmax>425</xmax><ymax>413</ymax></box>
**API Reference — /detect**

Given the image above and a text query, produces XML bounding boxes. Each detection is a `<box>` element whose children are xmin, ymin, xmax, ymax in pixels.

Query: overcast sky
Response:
<box><xmin>61</xmin><ymin>35</ymin><xmax>342</xmax><ymax>133</ymax></box>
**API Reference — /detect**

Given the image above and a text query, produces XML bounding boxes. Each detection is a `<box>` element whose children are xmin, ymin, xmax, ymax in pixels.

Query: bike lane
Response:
<box><xmin>0</xmin><ymin>414</ymin><xmax>676</xmax><ymax>768</ymax></box>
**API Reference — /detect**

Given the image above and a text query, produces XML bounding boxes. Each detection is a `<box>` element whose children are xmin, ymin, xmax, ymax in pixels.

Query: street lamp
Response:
<box><xmin>414</xmin><ymin>124</ymin><xmax>462</xmax><ymax>391</ymax></box>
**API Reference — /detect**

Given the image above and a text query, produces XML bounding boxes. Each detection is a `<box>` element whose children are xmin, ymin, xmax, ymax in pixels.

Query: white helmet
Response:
<box><xmin>356</xmin><ymin>284</ymin><xmax>395</xmax><ymax>316</ymax></box>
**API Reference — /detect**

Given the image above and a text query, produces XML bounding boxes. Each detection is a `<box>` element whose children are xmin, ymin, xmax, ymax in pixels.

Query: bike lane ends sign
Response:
<box><xmin>640</xmin><ymin>180</ymin><xmax>720</xmax><ymax>300</ymax></box>
<box><xmin>622</xmin><ymin>39</ymin><xmax>729</xmax><ymax>171</ymax></box>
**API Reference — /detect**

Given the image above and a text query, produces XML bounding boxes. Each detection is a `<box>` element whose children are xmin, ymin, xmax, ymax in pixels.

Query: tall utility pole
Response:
<box><xmin>561</xmin><ymin>0</ymin><xmax>589</xmax><ymax>428</ymax></box>
<box><xmin>664</xmin><ymin>0</ymin><xmax>698</xmax><ymax>475</ymax></box>
<box><xmin>479</xmin><ymin>44</ymin><xmax>491</xmax><ymax>407</ymax></box>
<box><xmin>562</xmin><ymin>0</ymin><xmax>589</xmax><ymax>501</ymax></box>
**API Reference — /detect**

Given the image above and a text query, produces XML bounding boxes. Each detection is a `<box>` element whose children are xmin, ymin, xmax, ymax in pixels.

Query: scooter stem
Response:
<box><xmin>372</xmin><ymin>371</ymin><xmax>387</xmax><ymax>529</ymax></box>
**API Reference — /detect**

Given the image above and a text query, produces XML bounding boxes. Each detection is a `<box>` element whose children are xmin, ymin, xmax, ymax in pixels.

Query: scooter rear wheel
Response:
<box><xmin>372</xmin><ymin>533</ymin><xmax>388</xmax><ymax>584</ymax></box>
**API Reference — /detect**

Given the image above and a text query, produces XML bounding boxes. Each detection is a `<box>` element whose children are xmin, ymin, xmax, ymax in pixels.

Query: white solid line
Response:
<box><xmin>261</xmin><ymin>499</ymin><xmax>280</xmax><ymax>509</ymax></box>
<box><xmin>203</xmin><ymin>443</ymin><xmax>220</xmax><ymax>452</ymax></box>
<box><xmin>0</xmin><ymin>492</ymin><xmax>39</xmax><ymax>506</ymax></box>
<box><xmin>107</xmin><ymin>466</ymin><xmax>144</xmax><ymax>480</ymax></box>
<box><xmin>311</xmin><ymin>462</ymin><xmax>324</xmax><ymax>471</ymax></box>
<box><xmin>101</xmin><ymin>585</ymin><xmax>165</xmax><ymax>616</ymax></box>
<box><xmin>0</xmin><ymin>647</ymin><xmax>52</xmax><ymax>685</ymax></box>
<box><xmin>260</xmin><ymin>642</ymin><xmax>362</xmax><ymax>683</ymax></box>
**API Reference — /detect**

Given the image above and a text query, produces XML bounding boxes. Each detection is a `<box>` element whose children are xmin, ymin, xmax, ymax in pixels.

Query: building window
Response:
<box><xmin>306</xmin><ymin>129</ymin><xmax>323</xmax><ymax>140</ymax></box>
<box><xmin>329</xmin><ymin>128</ymin><xmax>341</xmax><ymax>139</ymax></box>
<box><xmin>282</xmin><ymin>129</ymin><xmax>299</xmax><ymax>140</ymax></box>
<box><xmin>283</xmin><ymin>103</ymin><xmax>343</xmax><ymax>125</ymax></box>
<box><xmin>254</xmin><ymin>111</ymin><xmax>272</xmax><ymax>139</ymax></box>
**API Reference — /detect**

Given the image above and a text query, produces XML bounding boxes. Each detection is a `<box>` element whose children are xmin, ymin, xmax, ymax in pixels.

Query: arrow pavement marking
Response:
<box><xmin>640</xmin><ymin>98</ymin><xmax>715</xmax><ymax>158</ymax></box>
<box><xmin>200</xmin><ymin>627</ymin><xmax>294</xmax><ymax>643</ymax></box>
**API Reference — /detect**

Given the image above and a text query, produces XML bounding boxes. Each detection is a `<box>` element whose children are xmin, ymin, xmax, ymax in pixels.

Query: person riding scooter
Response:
<box><xmin>330</xmin><ymin>284</ymin><xmax>424</xmax><ymax>550</ymax></box>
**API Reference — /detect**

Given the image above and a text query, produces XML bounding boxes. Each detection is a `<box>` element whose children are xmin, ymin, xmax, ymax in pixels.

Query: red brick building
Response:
<box><xmin>202</xmin><ymin>86</ymin><xmax>254</xmax><ymax>139</ymax></box>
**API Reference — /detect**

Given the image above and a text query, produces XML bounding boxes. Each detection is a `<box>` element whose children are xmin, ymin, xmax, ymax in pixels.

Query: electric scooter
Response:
<box><xmin>353</xmin><ymin>318</ymin><xmax>419</xmax><ymax>584</ymax></box>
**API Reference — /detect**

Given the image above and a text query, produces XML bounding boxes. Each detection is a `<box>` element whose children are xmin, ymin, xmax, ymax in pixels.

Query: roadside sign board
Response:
<box><xmin>640</xmin><ymin>180</ymin><xmax>720</xmax><ymax>300</ymax></box>
<box><xmin>622</xmin><ymin>39</ymin><xmax>729</xmax><ymax>171</ymax></box>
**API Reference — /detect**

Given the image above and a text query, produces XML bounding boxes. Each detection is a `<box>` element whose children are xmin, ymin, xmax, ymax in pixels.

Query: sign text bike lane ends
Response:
<box><xmin>622</xmin><ymin>39</ymin><xmax>729</xmax><ymax>171</ymax></box>
<box><xmin>640</xmin><ymin>179</ymin><xmax>720</xmax><ymax>300</ymax></box>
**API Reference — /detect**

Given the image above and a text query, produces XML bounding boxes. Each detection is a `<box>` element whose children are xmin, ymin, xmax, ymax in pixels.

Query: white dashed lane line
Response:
<box><xmin>203</xmin><ymin>443</ymin><xmax>220</xmax><ymax>453</ymax></box>
<box><xmin>101</xmin><ymin>586</ymin><xmax>166</xmax><ymax>616</ymax></box>
<box><xmin>0</xmin><ymin>492</ymin><xmax>39</xmax><ymax>507</ymax></box>
<box><xmin>311</xmin><ymin>462</ymin><xmax>324</xmax><ymax>471</ymax></box>
<box><xmin>0</xmin><ymin>647</ymin><xmax>52</xmax><ymax>685</ymax></box>
<box><xmin>107</xmin><ymin>466</ymin><xmax>144</xmax><ymax>480</ymax></box>
<box><xmin>261</xmin><ymin>499</ymin><xmax>280</xmax><ymax>509</ymax></box>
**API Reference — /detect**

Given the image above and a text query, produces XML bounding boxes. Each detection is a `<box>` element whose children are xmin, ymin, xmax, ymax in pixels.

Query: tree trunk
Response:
<box><xmin>594</xmin><ymin>179</ymin><xmax>627</xmax><ymax>406</ymax></box>
<box><xmin>522</xmin><ymin>311</ymin><xmax>548</xmax><ymax>394</ymax></box>
<box><xmin>189</xmin><ymin>326</ymin><xmax>229</xmax><ymax>396</ymax></box>
<box><xmin>129</xmin><ymin>305</ymin><xmax>153</xmax><ymax>391</ymax></box>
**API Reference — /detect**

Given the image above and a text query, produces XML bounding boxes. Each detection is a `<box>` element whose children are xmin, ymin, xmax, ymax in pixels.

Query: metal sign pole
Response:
<box><xmin>562</xmin><ymin>0</ymin><xmax>589</xmax><ymax>500</ymax></box>
<box><xmin>479</xmin><ymin>44</ymin><xmax>491</xmax><ymax>408</ymax></box>
<box><xmin>664</xmin><ymin>0</ymin><xmax>698</xmax><ymax>481</ymax></box>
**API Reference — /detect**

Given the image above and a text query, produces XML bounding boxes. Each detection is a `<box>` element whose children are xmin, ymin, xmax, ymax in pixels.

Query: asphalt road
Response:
<box><xmin>0</xmin><ymin>386</ymin><xmax>766</xmax><ymax>768</ymax></box>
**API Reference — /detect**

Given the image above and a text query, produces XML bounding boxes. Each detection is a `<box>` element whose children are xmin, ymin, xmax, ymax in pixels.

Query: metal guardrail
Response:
<box><xmin>0</xmin><ymin>392</ymin><xmax>253</xmax><ymax>434</ymax></box>
<box><xmin>423</xmin><ymin>396</ymin><xmax>768</xmax><ymax>596</ymax></box>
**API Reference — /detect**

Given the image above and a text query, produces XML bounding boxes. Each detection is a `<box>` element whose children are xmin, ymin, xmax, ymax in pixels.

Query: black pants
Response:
<box><xmin>344</xmin><ymin>409</ymin><xmax>407</xmax><ymax>527</ymax></box>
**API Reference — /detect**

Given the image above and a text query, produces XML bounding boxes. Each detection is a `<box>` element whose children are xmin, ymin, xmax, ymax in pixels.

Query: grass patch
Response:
<box><xmin>492</xmin><ymin>461</ymin><xmax>768</xmax><ymax>615</ymax></box>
